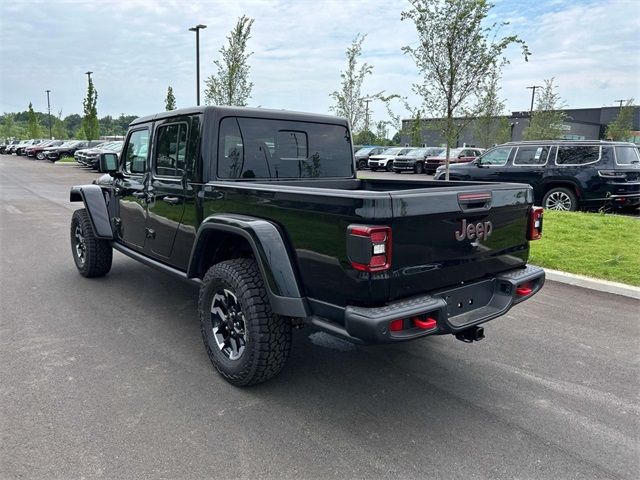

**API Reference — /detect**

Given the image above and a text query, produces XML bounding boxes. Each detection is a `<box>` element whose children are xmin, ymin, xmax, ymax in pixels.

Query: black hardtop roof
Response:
<box><xmin>501</xmin><ymin>140</ymin><xmax>637</xmax><ymax>146</ymax></box>
<box><xmin>130</xmin><ymin>106</ymin><xmax>348</xmax><ymax>127</ymax></box>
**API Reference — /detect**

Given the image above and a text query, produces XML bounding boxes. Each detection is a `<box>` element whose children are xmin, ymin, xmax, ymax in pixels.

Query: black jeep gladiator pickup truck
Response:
<box><xmin>69</xmin><ymin>106</ymin><xmax>545</xmax><ymax>386</ymax></box>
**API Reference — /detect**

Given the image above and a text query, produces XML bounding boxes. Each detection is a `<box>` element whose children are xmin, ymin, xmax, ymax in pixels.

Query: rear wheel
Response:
<box><xmin>385</xmin><ymin>162</ymin><xmax>393</xmax><ymax>172</ymax></box>
<box><xmin>543</xmin><ymin>187</ymin><xmax>577</xmax><ymax>211</ymax></box>
<box><xmin>199</xmin><ymin>258</ymin><xmax>292</xmax><ymax>386</ymax></box>
<box><xmin>414</xmin><ymin>162</ymin><xmax>425</xmax><ymax>174</ymax></box>
<box><xmin>70</xmin><ymin>209</ymin><xmax>112</xmax><ymax>277</ymax></box>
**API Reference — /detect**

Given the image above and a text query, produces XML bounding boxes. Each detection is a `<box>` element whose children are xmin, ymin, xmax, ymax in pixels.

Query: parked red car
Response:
<box><xmin>26</xmin><ymin>140</ymin><xmax>63</xmax><ymax>159</ymax></box>
<box><xmin>424</xmin><ymin>147</ymin><xmax>485</xmax><ymax>174</ymax></box>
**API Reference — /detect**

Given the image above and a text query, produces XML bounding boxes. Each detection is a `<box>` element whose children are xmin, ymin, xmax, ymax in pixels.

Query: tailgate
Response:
<box><xmin>389</xmin><ymin>186</ymin><xmax>532</xmax><ymax>300</ymax></box>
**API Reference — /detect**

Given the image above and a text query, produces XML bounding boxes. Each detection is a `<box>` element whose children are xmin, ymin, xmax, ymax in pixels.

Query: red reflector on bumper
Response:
<box><xmin>389</xmin><ymin>319</ymin><xmax>404</xmax><ymax>332</ymax></box>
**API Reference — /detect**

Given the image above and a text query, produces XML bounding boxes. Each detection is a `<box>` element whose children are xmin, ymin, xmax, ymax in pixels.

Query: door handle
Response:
<box><xmin>162</xmin><ymin>196</ymin><xmax>180</xmax><ymax>205</ymax></box>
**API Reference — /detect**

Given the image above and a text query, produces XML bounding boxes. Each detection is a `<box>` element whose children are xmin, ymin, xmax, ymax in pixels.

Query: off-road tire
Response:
<box><xmin>70</xmin><ymin>208</ymin><xmax>113</xmax><ymax>277</ymax></box>
<box><xmin>199</xmin><ymin>258</ymin><xmax>292</xmax><ymax>386</ymax></box>
<box><xmin>542</xmin><ymin>187</ymin><xmax>577</xmax><ymax>211</ymax></box>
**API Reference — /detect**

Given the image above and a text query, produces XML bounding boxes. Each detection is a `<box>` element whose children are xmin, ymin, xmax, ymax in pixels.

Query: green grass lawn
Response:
<box><xmin>529</xmin><ymin>210</ymin><xmax>640</xmax><ymax>286</ymax></box>
<box><xmin>57</xmin><ymin>155</ymin><xmax>76</xmax><ymax>163</ymax></box>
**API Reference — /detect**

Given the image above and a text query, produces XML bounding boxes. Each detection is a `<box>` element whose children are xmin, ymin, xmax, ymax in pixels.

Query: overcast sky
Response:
<box><xmin>1</xmin><ymin>0</ymin><xmax>638</xmax><ymax>127</ymax></box>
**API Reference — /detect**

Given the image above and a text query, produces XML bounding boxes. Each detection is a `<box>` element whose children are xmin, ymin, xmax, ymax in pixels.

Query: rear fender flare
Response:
<box><xmin>69</xmin><ymin>185</ymin><xmax>113</xmax><ymax>239</ymax></box>
<box><xmin>187</xmin><ymin>214</ymin><xmax>310</xmax><ymax>318</ymax></box>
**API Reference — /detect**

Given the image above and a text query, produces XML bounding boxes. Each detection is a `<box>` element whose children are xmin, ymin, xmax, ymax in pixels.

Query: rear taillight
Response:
<box><xmin>528</xmin><ymin>207</ymin><xmax>543</xmax><ymax>240</ymax></box>
<box><xmin>598</xmin><ymin>170</ymin><xmax>627</xmax><ymax>179</ymax></box>
<box><xmin>347</xmin><ymin>225</ymin><xmax>392</xmax><ymax>272</ymax></box>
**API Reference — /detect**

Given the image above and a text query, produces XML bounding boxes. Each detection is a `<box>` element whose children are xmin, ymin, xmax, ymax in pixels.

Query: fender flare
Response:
<box><xmin>70</xmin><ymin>185</ymin><xmax>113</xmax><ymax>239</ymax></box>
<box><xmin>187</xmin><ymin>214</ymin><xmax>310</xmax><ymax>318</ymax></box>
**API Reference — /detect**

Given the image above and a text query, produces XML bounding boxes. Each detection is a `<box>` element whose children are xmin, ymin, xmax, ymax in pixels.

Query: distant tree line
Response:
<box><xmin>0</xmin><ymin>110</ymin><xmax>137</xmax><ymax>140</ymax></box>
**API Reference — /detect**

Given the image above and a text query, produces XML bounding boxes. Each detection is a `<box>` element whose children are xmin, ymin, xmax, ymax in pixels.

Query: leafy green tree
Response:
<box><xmin>410</xmin><ymin>110</ymin><xmax>423</xmax><ymax>146</ymax></box>
<box><xmin>204</xmin><ymin>15</ymin><xmax>254</xmax><ymax>106</ymax></box>
<box><xmin>375</xmin><ymin>121</ymin><xmax>389</xmax><ymax>143</ymax></box>
<box><xmin>402</xmin><ymin>0</ymin><xmax>529</xmax><ymax>179</ymax></box>
<box><xmin>81</xmin><ymin>76</ymin><xmax>99</xmax><ymax>141</ymax></box>
<box><xmin>63</xmin><ymin>114</ymin><xmax>82</xmax><ymax>137</ymax></box>
<box><xmin>606</xmin><ymin>99</ymin><xmax>635</xmax><ymax>140</ymax></box>
<box><xmin>26</xmin><ymin>102</ymin><xmax>41</xmax><ymax>138</ymax></box>
<box><xmin>52</xmin><ymin>110</ymin><xmax>68</xmax><ymax>139</ymax></box>
<box><xmin>473</xmin><ymin>67</ymin><xmax>511</xmax><ymax>147</ymax></box>
<box><xmin>0</xmin><ymin>113</ymin><xmax>16</xmax><ymax>139</ymax></box>
<box><xmin>330</xmin><ymin>34</ymin><xmax>374</xmax><ymax>133</ymax></box>
<box><xmin>165</xmin><ymin>86</ymin><xmax>177</xmax><ymax>111</ymax></box>
<box><xmin>523</xmin><ymin>78</ymin><xmax>567</xmax><ymax>140</ymax></box>
<box><xmin>353</xmin><ymin>130</ymin><xmax>376</xmax><ymax>145</ymax></box>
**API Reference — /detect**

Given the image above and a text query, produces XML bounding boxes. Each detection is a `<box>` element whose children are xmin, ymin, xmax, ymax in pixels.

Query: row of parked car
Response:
<box><xmin>1</xmin><ymin>138</ymin><xmax>122</xmax><ymax>172</ymax></box>
<box><xmin>354</xmin><ymin>145</ymin><xmax>486</xmax><ymax>174</ymax></box>
<box><xmin>356</xmin><ymin>141</ymin><xmax>640</xmax><ymax>211</ymax></box>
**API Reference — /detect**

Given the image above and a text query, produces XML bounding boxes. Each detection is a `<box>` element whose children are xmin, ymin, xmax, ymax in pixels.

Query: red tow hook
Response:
<box><xmin>413</xmin><ymin>317</ymin><xmax>437</xmax><ymax>330</ymax></box>
<box><xmin>516</xmin><ymin>286</ymin><xmax>533</xmax><ymax>296</ymax></box>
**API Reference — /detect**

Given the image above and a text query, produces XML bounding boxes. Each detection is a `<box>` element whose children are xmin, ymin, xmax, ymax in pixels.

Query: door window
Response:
<box><xmin>125</xmin><ymin>129</ymin><xmax>150</xmax><ymax>174</ymax></box>
<box><xmin>514</xmin><ymin>146</ymin><xmax>549</xmax><ymax>165</ymax></box>
<box><xmin>155</xmin><ymin>122</ymin><xmax>188</xmax><ymax>177</ymax></box>
<box><xmin>479</xmin><ymin>147</ymin><xmax>511</xmax><ymax>166</ymax></box>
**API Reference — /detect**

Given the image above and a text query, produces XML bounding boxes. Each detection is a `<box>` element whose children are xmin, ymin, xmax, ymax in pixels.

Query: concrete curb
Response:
<box><xmin>542</xmin><ymin>267</ymin><xmax>640</xmax><ymax>300</ymax></box>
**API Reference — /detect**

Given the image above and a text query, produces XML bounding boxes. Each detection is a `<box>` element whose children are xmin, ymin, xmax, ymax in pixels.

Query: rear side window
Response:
<box><xmin>155</xmin><ymin>122</ymin><xmax>188</xmax><ymax>177</ymax></box>
<box><xmin>514</xmin><ymin>146</ymin><xmax>549</xmax><ymax>165</ymax></box>
<box><xmin>614</xmin><ymin>146</ymin><xmax>640</xmax><ymax>165</ymax></box>
<box><xmin>555</xmin><ymin>146</ymin><xmax>600</xmax><ymax>165</ymax></box>
<box><xmin>217</xmin><ymin>117</ymin><xmax>353</xmax><ymax>179</ymax></box>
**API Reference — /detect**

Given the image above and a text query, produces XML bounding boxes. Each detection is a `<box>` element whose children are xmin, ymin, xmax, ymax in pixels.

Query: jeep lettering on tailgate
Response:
<box><xmin>455</xmin><ymin>219</ymin><xmax>493</xmax><ymax>242</ymax></box>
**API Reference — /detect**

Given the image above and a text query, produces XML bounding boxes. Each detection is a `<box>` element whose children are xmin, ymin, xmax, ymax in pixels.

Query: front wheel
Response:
<box><xmin>414</xmin><ymin>162</ymin><xmax>425</xmax><ymax>174</ymax></box>
<box><xmin>199</xmin><ymin>258</ymin><xmax>292</xmax><ymax>386</ymax></box>
<box><xmin>36</xmin><ymin>152</ymin><xmax>45</xmax><ymax>160</ymax></box>
<box><xmin>70</xmin><ymin>209</ymin><xmax>113</xmax><ymax>277</ymax></box>
<box><xmin>543</xmin><ymin>187</ymin><xmax>577</xmax><ymax>211</ymax></box>
<box><xmin>357</xmin><ymin>159</ymin><xmax>367</xmax><ymax>170</ymax></box>
<box><xmin>385</xmin><ymin>162</ymin><xmax>394</xmax><ymax>172</ymax></box>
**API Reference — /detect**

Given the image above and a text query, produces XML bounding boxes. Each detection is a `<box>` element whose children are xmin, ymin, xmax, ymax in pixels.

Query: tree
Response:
<box><xmin>473</xmin><ymin>67</ymin><xmax>511</xmax><ymax>148</ymax></box>
<box><xmin>0</xmin><ymin>113</ymin><xmax>16</xmax><ymax>139</ymax></box>
<box><xmin>606</xmin><ymin>99</ymin><xmax>635</xmax><ymax>141</ymax></box>
<box><xmin>81</xmin><ymin>76</ymin><xmax>99</xmax><ymax>141</ymax></box>
<box><xmin>165</xmin><ymin>86</ymin><xmax>177</xmax><ymax>111</ymax></box>
<box><xmin>402</xmin><ymin>0</ymin><xmax>529</xmax><ymax>179</ymax></box>
<box><xmin>353</xmin><ymin>130</ymin><xmax>376</xmax><ymax>145</ymax></box>
<box><xmin>52</xmin><ymin>110</ymin><xmax>68</xmax><ymax>139</ymax></box>
<box><xmin>523</xmin><ymin>78</ymin><xmax>566</xmax><ymax>140</ymax></box>
<box><xmin>330</xmin><ymin>34</ymin><xmax>374</xmax><ymax>133</ymax></box>
<box><xmin>204</xmin><ymin>15</ymin><xmax>255</xmax><ymax>106</ymax></box>
<box><xmin>26</xmin><ymin>102</ymin><xmax>41</xmax><ymax>138</ymax></box>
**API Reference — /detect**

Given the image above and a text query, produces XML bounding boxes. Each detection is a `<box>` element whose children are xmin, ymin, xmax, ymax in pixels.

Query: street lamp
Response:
<box><xmin>45</xmin><ymin>90</ymin><xmax>52</xmax><ymax>139</ymax></box>
<box><xmin>526</xmin><ymin>85</ymin><xmax>543</xmax><ymax>123</ymax></box>
<box><xmin>85</xmin><ymin>71</ymin><xmax>93</xmax><ymax>81</ymax></box>
<box><xmin>188</xmin><ymin>24</ymin><xmax>207</xmax><ymax>106</ymax></box>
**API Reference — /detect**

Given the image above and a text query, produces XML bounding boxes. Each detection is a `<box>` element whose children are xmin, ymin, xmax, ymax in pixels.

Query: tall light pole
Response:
<box><xmin>45</xmin><ymin>90</ymin><xmax>52</xmax><ymax>139</ymax></box>
<box><xmin>526</xmin><ymin>85</ymin><xmax>542</xmax><ymax>124</ymax></box>
<box><xmin>189</xmin><ymin>24</ymin><xmax>207</xmax><ymax>106</ymax></box>
<box><xmin>85</xmin><ymin>71</ymin><xmax>93</xmax><ymax>82</ymax></box>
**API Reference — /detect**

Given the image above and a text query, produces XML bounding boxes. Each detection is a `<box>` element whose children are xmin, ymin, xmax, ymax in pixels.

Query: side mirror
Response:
<box><xmin>475</xmin><ymin>159</ymin><xmax>483</xmax><ymax>167</ymax></box>
<box><xmin>100</xmin><ymin>153</ymin><xmax>119</xmax><ymax>175</ymax></box>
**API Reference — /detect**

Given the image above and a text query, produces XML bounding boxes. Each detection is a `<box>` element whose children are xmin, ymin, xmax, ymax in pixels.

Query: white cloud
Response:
<box><xmin>0</xmin><ymin>0</ymin><xmax>638</xmax><ymax>126</ymax></box>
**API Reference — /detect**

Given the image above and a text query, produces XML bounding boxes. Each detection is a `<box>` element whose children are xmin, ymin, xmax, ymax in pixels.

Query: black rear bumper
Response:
<box><xmin>308</xmin><ymin>265</ymin><xmax>545</xmax><ymax>344</ymax></box>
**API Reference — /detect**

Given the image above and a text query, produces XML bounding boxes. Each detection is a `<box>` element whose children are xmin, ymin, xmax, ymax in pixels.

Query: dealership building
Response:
<box><xmin>400</xmin><ymin>106</ymin><xmax>640</xmax><ymax>147</ymax></box>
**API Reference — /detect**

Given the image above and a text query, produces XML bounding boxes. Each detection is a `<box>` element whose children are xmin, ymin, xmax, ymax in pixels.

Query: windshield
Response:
<box><xmin>406</xmin><ymin>148</ymin><xmax>427</xmax><ymax>157</ymax></box>
<box><xmin>380</xmin><ymin>147</ymin><xmax>403</xmax><ymax>155</ymax></box>
<box><xmin>355</xmin><ymin>147</ymin><xmax>374</xmax><ymax>156</ymax></box>
<box><xmin>615</xmin><ymin>146</ymin><xmax>640</xmax><ymax>165</ymax></box>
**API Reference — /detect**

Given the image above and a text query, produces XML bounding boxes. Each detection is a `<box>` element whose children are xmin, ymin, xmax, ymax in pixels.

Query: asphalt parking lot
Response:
<box><xmin>1</xmin><ymin>154</ymin><xmax>639</xmax><ymax>479</ymax></box>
